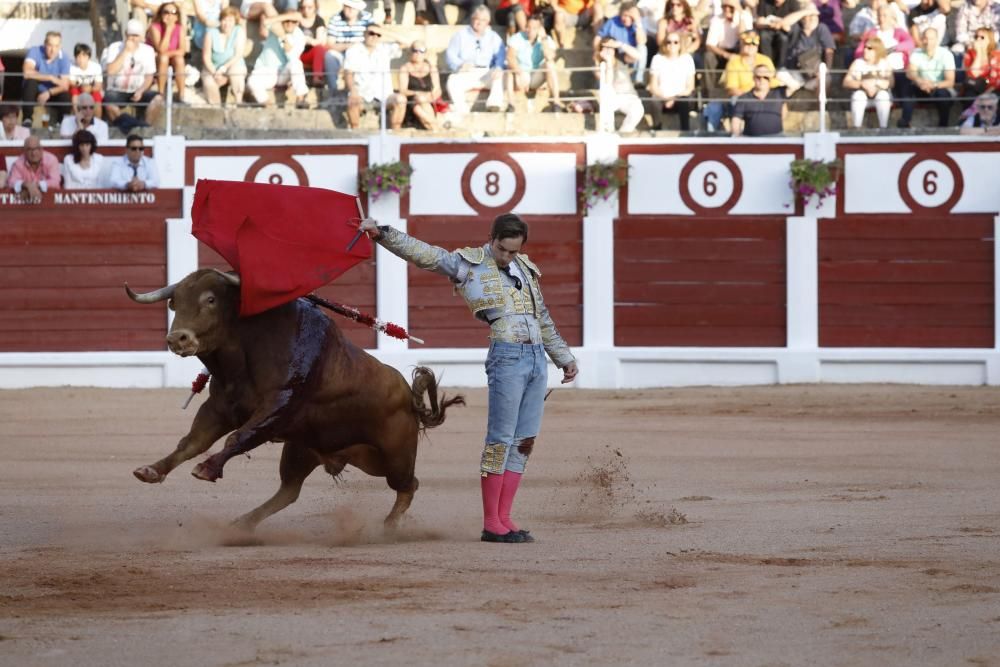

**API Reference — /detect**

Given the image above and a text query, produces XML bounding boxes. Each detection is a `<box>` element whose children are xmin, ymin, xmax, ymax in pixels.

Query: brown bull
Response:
<box><xmin>125</xmin><ymin>268</ymin><xmax>463</xmax><ymax>531</ymax></box>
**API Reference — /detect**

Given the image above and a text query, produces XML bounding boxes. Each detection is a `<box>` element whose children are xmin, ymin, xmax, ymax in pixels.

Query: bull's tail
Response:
<box><xmin>410</xmin><ymin>366</ymin><xmax>465</xmax><ymax>431</ymax></box>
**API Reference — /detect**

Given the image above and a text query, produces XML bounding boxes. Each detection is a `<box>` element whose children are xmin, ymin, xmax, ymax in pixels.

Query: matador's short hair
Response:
<box><xmin>490</xmin><ymin>213</ymin><xmax>529</xmax><ymax>243</ymax></box>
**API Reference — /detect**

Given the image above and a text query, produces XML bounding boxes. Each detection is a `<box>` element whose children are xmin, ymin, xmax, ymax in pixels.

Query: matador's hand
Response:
<box><xmin>358</xmin><ymin>217</ymin><xmax>382</xmax><ymax>239</ymax></box>
<box><xmin>561</xmin><ymin>361</ymin><xmax>578</xmax><ymax>384</ymax></box>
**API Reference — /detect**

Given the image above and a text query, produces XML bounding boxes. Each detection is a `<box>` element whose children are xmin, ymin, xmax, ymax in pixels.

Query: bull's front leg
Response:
<box><xmin>134</xmin><ymin>400</ymin><xmax>234</xmax><ymax>484</ymax></box>
<box><xmin>191</xmin><ymin>390</ymin><xmax>292</xmax><ymax>482</ymax></box>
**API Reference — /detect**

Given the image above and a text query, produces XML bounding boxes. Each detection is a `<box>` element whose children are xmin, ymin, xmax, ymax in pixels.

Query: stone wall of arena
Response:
<box><xmin>2</xmin><ymin>133</ymin><xmax>999</xmax><ymax>388</ymax></box>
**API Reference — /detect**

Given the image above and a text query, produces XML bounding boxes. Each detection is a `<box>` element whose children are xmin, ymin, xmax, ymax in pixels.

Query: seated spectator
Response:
<box><xmin>496</xmin><ymin>0</ymin><xmax>535</xmax><ymax>36</ymax></box>
<box><xmin>445</xmin><ymin>6</ymin><xmax>507</xmax><ymax>114</ymax></box>
<box><xmin>7</xmin><ymin>136</ymin><xmax>61</xmax><ymax>203</ymax></box>
<box><xmin>596</xmin><ymin>37</ymin><xmax>645</xmax><ymax>132</ymax></box>
<box><xmin>815</xmin><ymin>0</ymin><xmax>844</xmax><ymax>38</ymax></box>
<box><xmin>756</xmin><ymin>0</ymin><xmax>797</xmax><ymax>67</ymax></box>
<box><xmin>554</xmin><ymin>0</ymin><xmax>604</xmax><ymax>49</ymax></box>
<box><xmin>657</xmin><ymin>0</ymin><xmax>702</xmax><ymax>57</ymax></box>
<box><xmin>129</xmin><ymin>0</ymin><xmax>162</xmax><ymax>28</ymax></box>
<box><xmin>722</xmin><ymin>30</ymin><xmax>777</xmax><ymax>96</ymax></box>
<box><xmin>1</xmin><ymin>104</ymin><xmax>30</xmax><ymax>141</ymax></box>
<box><xmin>855</xmin><ymin>4</ymin><xmax>914</xmax><ymax>96</ymax></box>
<box><xmin>954</xmin><ymin>0</ymin><xmax>999</xmax><ymax>56</ymax></box>
<box><xmin>961</xmin><ymin>27</ymin><xmax>1000</xmax><ymax>98</ymax></box>
<box><xmin>59</xmin><ymin>92</ymin><xmax>110</xmax><ymax>141</ymax></box>
<box><xmin>343</xmin><ymin>24</ymin><xmax>406</xmax><ymax>128</ymax></box>
<box><xmin>415</xmin><ymin>0</ymin><xmax>484</xmax><ymax>26</ymax></box>
<box><xmin>594</xmin><ymin>1</ymin><xmax>648</xmax><ymax>83</ymax></box>
<box><xmin>62</xmin><ymin>130</ymin><xmax>105</xmax><ymax>189</ymax></box>
<box><xmin>242</xmin><ymin>0</ymin><xmax>281</xmax><ymax>39</ymax></box>
<box><xmin>324</xmin><ymin>0</ymin><xmax>374</xmax><ymax>96</ymax></box>
<box><xmin>22</xmin><ymin>31</ymin><xmax>73</xmax><ymax>127</ymax></box>
<box><xmin>731</xmin><ymin>63</ymin><xmax>786</xmax><ymax>135</ymax></box>
<box><xmin>840</xmin><ymin>0</ymin><xmax>865</xmax><ymax>60</ymax></box>
<box><xmin>843</xmin><ymin>35</ymin><xmax>893</xmax><ymax>127</ymax></box>
<box><xmin>849</xmin><ymin>0</ymin><xmax>907</xmax><ymax>44</ymax></box>
<box><xmin>901</xmin><ymin>26</ymin><xmax>955</xmax><ymax>127</ymax></box>
<box><xmin>297</xmin><ymin>0</ymin><xmax>328</xmax><ymax>87</ymax></box>
<box><xmin>147</xmin><ymin>2</ymin><xmax>189</xmax><ymax>102</ymax></box>
<box><xmin>776</xmin><ymin>4</ymin><xmax>835</xmax><ymax>95</ymax></box>
<box><xmin>108</xmin><ymin>134</ymin><xmax>159</xmax><ymax>191</ymax></box>
<box><xmin>704</xmin><ymin>0</ymin><xmax>753</xmax><ymax>87</ymax></box>
<box><xmin>506</xmin><ymin>14</ymin><xmax>563</xmax><ymax>110</ymax></box>
<box><xmin>959</xmin><ymin>91</ymin><xmax>1000</xmax><ymax>133</ymax></box>
<box><xmin>396</xmin><ymin>40</ymin><xmax>443</xmax><ymax>130</ymax></box>
<box><xmin>647</xmin><ymin>30</ymin><xmax>696</xmax><ymax>129</ymax></box>
<box><xmin>248</xmin><ymin>13</ymin><xmax>310</xmax><ymax>108</ymax></box>
<box><xmin>910</xmin><ymin>0</ymin><xmax>958</xmax><ymax>52</ymax></box>
<box><xmin>191</xmin><ymin>0</ymin><xmax>223</xmax><ymax>53</ymax></box>
<box><xmin>102</xmin><ymin>19</ymin><xmax>165</xmax><ymax>132</ymax></box>
<box><xmin>69</xmin><ymin>43</ymin><xmax>104</xmax><ymax>117</ymax></box>
<box><xmin>200</xmin><ymin>7</ymin><xmax>248</xmax><ymax>106</ymax></box>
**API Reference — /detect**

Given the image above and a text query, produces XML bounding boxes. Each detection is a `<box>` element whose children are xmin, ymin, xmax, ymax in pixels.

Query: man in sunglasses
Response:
<box><xmin>58</xmin><ymin>92</ymin><xmax>110</xmax><ymax>142</ymax></box>
<box><xmin>343</xmin><ymin>24</ymin><xmax>407</xmax><ymax>127</ymax></box>
<box><xmin>108</xmin><ymin>134</ymin><xmax>160</xmax><ymax>192</ymax></box>
<box><xmin>356</xmin><ymin>213</ymin><xmax>578</xmax><ymax>544</ymax></box>
<box><xmin>960</xmin><ymin>92</ymin><xmax>1000</xmax><ymax>134</ymax></box>
<box><xmin>731</xmin><ymin>63</ymin><xmax>787</xmax><ymax>136</ymax></box>
<box><xmin>101</xmin><ymin>19</ymin><xmax>164</xmax><ymax>131</ymax></box>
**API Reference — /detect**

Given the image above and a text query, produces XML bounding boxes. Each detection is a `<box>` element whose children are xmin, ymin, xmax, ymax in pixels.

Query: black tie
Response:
<box><xmin>500</xmin><ymin>265</ymin><xmax>522</xmax><ymax>291</ymax></box>
<box><xmin>131</xmin><ymin>163</ymin><xmax>138</xmax><ymax>179</ymax></box>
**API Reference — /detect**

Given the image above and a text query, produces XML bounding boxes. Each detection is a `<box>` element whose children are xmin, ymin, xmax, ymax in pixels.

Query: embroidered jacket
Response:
<box><xmin>377</xmin><ymin>226</ymin><xmax>576</xmax><ymax>368</ymax></box>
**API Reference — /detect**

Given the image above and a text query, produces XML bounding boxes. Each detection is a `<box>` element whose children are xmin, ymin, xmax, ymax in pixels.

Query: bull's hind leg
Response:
<box><xmin>337</xmin><ymin>442</ymin><xmax>418</xmax><ymax>532</ymax></box>
<box><xmin>232</xmin><ymin>443</ymin><xmax>320</xmax><ymax>531</ymax></box>
<box><xmin>134</xmin><ymin>401</ymin><xmax>234</xmax><ymax>484</ymax></box>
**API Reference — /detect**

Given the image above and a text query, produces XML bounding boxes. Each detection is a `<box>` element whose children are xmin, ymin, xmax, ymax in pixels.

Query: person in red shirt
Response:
<box><xmin>7</xmin><ymin>136</ymin><xmax>62</xmax><ymax>203</ymax></box>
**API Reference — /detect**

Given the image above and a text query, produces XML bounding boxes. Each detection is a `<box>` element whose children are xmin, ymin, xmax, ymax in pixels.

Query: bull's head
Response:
<box><xmin>126</xmin><ymin>269</ymin><xmax>241</xmax><ymax>357</ymax></box>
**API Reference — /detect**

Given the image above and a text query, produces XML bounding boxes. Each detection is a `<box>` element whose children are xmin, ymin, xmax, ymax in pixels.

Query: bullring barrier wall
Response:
<box><xmin>1</xmin><ymin>133</ymin><xmax>999</xmax><ymax>388</ymax></box>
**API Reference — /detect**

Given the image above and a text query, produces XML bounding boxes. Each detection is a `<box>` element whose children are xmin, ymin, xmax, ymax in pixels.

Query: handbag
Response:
<box><xmin>796</xmin><ymin>47</ymin><xmax>823</xmax><ymax>76</ymax></box>
<box><xmin>432</xmin><ymin>97</ymin><xmax>451</xmax><ymax>113</ymax></box>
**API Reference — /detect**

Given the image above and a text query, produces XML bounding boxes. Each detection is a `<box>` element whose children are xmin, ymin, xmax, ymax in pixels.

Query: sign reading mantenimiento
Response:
<box><xmin>0</xmin><ymin>191</ymin><xmax>160</xmax><ymax>206</ymax></box>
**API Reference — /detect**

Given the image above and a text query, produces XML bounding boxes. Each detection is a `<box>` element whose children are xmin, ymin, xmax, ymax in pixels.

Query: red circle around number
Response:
<box><xmin>897</xmin><ymin>154</ymin><xmax>963</xmax><ymax>213</ymax></box>
<box><xmin>460</xmin><ymin>152</ymin><xmax>527</xmax><ymax>216</ymax></box>
<box><xmin>678</xmin><ymin>156</ymin><xmax>742</xmax><ymax>214</ymax></box>
<box><xmin>245</xmin><ymin>156</ymin><xmax>310</xmax><ymax>187</ymax></box>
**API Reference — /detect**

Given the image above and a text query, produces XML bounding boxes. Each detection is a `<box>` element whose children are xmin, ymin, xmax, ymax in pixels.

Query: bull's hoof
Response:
<box><xmin>191</xmin><ymin>460</ymin><xmax>223</xmax><ymax>482</ymax></box>
<box><xmin>133</xmin><ymin>466</ymin><xmax>165</xmax><ymax>484</ymax></box>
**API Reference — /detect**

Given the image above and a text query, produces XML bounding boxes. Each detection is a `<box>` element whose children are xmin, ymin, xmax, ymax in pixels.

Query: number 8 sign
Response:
<box><xmin>678</xmin><ymin>156</ymin><xmax>742</xmax><ymax>214</ymax></box>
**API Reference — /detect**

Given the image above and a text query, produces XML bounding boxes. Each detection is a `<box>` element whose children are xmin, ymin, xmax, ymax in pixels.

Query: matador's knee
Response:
<box><xmin>480</xmin><ymin>442</ymin><xmax>509</xmax><ymax>475</ymax></box>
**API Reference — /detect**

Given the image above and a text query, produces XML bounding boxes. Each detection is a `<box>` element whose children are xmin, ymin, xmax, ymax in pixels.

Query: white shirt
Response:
<box><xmin>59</xmin><ymin>116</ymin><xmax>111</xmax><ymax>142</ymax></box>
<box><xmin>706</xmin><ymin>12</ymin><xmax>753</xmax><ymax>50</ymax></box>
<box><xmin>107</xmin><ymin>154</ymin><xmax>160</xmax><ymax>190</ymax></box>
<box><xmin>69</xmin><ymin>60</ymin><xmax>103</xmax><ymax>88</ymax></box>
<box><xmin>344</xmin><ymin>41</ymin><xmax>401</xmax><ymax>102</ymax></box>
<box><xmin>101</xmin><ymin>41</ymin><xmax>158</xmax><ymax>93</ymax></box>
<box><xmin>650</xmin><ymin>53</ymin><xmax>696</xmax><ymax>97</ymax></box>
<box><xmin>62</xmin><ymin>153</ymin><xmax>106</xmax><ymax>189</ymax></box>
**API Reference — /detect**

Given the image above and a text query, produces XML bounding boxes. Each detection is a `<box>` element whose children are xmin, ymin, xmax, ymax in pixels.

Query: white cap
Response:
<box><xmin>342</xmin><ymin>0</ymin><xmax>366</xmax><ymax>10</ymax></box>
<box><xmin>126</xmin><ymin>19</ymin><xmax>145</xmax><ymax>36</ymax></box>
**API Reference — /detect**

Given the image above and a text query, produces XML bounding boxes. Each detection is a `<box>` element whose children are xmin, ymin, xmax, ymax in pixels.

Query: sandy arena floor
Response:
<box><xmin>1</xmin><ymin>384</ymin><xmax>999</xmax><ymax>667</ymax></box>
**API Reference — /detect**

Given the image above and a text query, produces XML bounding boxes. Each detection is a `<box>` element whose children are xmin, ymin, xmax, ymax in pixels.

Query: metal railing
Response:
<box><xmin>0</xmin><ymin>64</ymin><xmax>989</xmax><ymax>138</ymax></box>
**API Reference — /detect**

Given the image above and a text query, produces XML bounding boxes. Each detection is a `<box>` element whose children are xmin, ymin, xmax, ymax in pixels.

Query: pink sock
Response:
<box><xmin>481</xmin><ymin>473</ymin><xmax>508</xmax><ymax>534</ymax></box>
<box><xmin>498</xmin><ymin>470</ymin><xmax>523</xmax><ymax>532</ymax></box>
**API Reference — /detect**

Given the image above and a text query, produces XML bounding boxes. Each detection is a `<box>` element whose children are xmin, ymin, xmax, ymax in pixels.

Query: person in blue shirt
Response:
<box><xmin>445</xmin><ymin>5</ymin><xmax>508</xmax><ymax>114</ymax></box>
<box><xmin>593</xmin><ymin>1</ymin><xmax>647</xmax><ymax>84</ymax></box>
<box><xmin>108</xmin><ymin>134</ymin><xmax>160</xmax><ymax>191</ymax></box>
<box><xmin>21</xmin><ymin>31</ymin><xmax>73</xmax><ymax>126</ymax></box>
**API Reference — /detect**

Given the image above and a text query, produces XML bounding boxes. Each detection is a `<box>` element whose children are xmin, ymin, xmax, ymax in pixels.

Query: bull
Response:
<box><xmin>125</xmin><ymin>268</ymin><xmax>463</xmax><ymax>531</ymax></box>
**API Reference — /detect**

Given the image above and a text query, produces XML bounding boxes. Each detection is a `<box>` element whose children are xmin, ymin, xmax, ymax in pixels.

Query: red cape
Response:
<box><xmin>191</xmin><ymin>179</ymin><xmax>370</xmax><ymax>316</ymax></box>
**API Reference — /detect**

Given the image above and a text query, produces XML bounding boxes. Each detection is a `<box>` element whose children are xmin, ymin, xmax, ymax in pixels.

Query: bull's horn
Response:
<box><xmin>125</xmin><ymin>282</ymin><xmax>177</xmax><ymax>304</ymax></box>
<box><xmin>210</xmin><ymin>269</ymin><xmax>241</xmax><ymax>286</ymax></box>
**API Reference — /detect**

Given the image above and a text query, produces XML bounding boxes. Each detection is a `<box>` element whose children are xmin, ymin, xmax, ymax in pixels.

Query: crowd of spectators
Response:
<box><xmin>0</xmin><ymin>0</ymin><xmax>999</xmax><ymax>135</ymax></box>
<box><xmin>0</xmin><ymin>130</ymin><xmax>159</xmax><ymax>198</ymax></box>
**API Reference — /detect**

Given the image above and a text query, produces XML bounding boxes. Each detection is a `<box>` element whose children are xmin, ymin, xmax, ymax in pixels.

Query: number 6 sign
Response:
<box><xmin>678</xmin><ymin>156</ymin><xmax>742</xmax><ymax>214</ymax></box>
<box><xmin>898</xmin><ymin>154</ymin><xmax>963</xmax><ymax>213</ymax></box>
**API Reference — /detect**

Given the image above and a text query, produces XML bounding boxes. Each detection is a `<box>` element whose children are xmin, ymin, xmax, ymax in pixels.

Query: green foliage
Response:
<box><xmin>578</xmin><ymin>159</ymin><xmax>630</xmax><ymax>213</ymax></box>
<box><xmin>360</xmin><ymin>161</ymin><xmax>413</xmax><ymax>201</ymax></box>
<box><xmin>789</xmin><ymin>158</ymin><xmax>842</xmax><ymax>207</ymax></box>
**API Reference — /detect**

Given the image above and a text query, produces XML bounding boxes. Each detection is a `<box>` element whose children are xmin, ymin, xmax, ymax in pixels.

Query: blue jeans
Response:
<box><xmin>324</xmin><ymin>50</ymin><xmax>345</xmax><ymax>93</ymax></box>
<box><xmin>481</xmin><ymin>341</ymin><xmax>548</xmax><ymax>474</ymax></box>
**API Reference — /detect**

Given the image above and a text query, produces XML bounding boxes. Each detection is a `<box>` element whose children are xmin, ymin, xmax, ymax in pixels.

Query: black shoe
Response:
<box><xmin>517</xmin><ymin>530</ymin><xmax>535</xmax><ymax>542</ymax></box>
<box><xmin>481</xmin><ymin>529</ymin><xmax>525</xmax><ymax>543</ymax></box>
<box><xmin>21</xmin><ymin>119</ymin><xmax>32</xmax><ymax>128</ymax></box>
